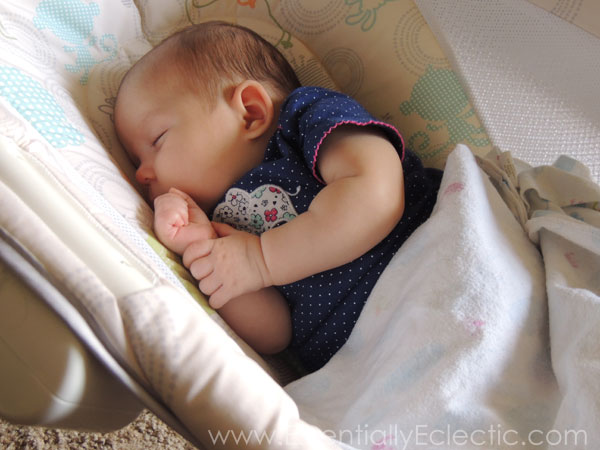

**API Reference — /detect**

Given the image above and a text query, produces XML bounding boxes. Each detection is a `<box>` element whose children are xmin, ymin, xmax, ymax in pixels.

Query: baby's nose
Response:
<box><xmin>135</xmin><ymin>165</ymin><xmax>154</xmax><ymax>184</ymax></box>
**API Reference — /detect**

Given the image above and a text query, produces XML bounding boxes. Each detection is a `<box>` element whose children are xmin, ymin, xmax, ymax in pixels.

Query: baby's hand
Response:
<box><xmin>182</xmin><ymin>222</ymin><xmax>273</xmax><ymax>309</ymax></box>
<box><xmin>153</xmin><ymin>188</ymin><xmax>216</xmax><ymax>254</ymax></box>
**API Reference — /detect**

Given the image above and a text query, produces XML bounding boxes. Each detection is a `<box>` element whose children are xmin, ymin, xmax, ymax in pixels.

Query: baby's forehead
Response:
<box><xmin>119</xmin><ymin>39</ymin><xmax>220</xmax><ymax>108</ymax></box>
<box><xmin>119</xmin><ymin>58</ymin><xmax>172</xmax><ymax>102</ymax></box>
<box><xmin>124</xmin><ymin>39</ymin><xmax>176</xmax><ymax>80</ymax></box>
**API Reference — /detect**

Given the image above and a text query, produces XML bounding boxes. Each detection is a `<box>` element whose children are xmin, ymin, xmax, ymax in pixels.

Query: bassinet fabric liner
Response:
<box><xmin>0</xmin><ymin>0</ymin><xmax>537</xmax><ymax>448</ymax></box>
<box><xmin>527</xmin><ymin>0</ymin><xmax>600</xmax><ymax>39</ymax></box>
<box><xmin>415</xmin><ymin>0</ymin><xmax>600</xmax><ymax>184</ymax></box>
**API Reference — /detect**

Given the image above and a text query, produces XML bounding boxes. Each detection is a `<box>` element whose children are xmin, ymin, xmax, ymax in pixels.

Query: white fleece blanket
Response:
<box><xmin>286</xmin><ymin>145</ymin><xmax>600</xmax><ymax>450</ymax></box>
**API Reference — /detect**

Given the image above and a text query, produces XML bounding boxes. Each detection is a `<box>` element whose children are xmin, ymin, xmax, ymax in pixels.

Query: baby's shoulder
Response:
<box><xmin>281</xmin><ymin>86</ymin><xmax>352</xmax><ymax>113</ymax></box>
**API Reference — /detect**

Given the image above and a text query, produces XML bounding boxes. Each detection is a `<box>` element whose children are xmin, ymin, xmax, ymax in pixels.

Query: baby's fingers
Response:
<box><xmin>207</xmin><ymin>289</ymin><xmax>230</xmax><ymax>309</ymax></box>
<box><xmin>182</xmin><ymin>239</ymin><xmax>214</xmax><ymax>268</ymax></box>
<box><xmin>188</xmin><ymin>256</ymin><xmax>214</xmax><ymax>282</ymax></box>
<box><xmin>168</xmin><ymin>187</ymin><xmax>201</xmax><ymax>212</ymax></box>
<box><xmin>168</xmin><ymin>187</ymin><xmax>193</xmax><ymax>202</ymax></box>
<box><xmin>187</xmin><ymin>256</ymin><xmax>231</xmax><ymax>309</ymax></box>
<box><xmin>199</xmin><ymin>275</ymin><xmax>224</xmax><ymax>300</ymax></box>
<box><xmin>169</xmin><ymin>187</ymin><xmax>210</xmax><ymax>225</ymax></box>
<box><xmin>154</xmin><ymin>193</ymin><xmax>187</xmax><ymax>215</ymax></box>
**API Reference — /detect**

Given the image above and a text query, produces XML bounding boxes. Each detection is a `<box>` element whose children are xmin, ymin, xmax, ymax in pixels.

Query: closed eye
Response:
<box><xmin>152</xmin><ymin>131</ymin><xmax>166</xmax><ymax>147</ymax></box>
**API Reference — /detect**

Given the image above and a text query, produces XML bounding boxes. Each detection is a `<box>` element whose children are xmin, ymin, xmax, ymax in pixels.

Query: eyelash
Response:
<box><xmin>152</xmin><ymin>131</ymin><xmax>165</xmax><ymax>147</ymax></box>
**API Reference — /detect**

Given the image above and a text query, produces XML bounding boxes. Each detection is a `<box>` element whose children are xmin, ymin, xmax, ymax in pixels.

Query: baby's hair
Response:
<box><xmin>155</xmin><ymin>21</ymin><xmax>301</xmax><ymax>105</ymax></box>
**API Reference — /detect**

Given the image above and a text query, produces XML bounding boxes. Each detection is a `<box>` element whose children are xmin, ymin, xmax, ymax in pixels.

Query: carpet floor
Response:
<box><xmin>0</xmin><ymin>410</ymin><xmax>195</xmax><ymax>449</ymax></box>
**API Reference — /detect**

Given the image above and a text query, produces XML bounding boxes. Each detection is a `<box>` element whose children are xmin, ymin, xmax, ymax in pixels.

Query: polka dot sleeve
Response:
<box><xmin>279</xmin><ymin>87</ymin><xmax>405</xmax><ymax>184</ymax></box>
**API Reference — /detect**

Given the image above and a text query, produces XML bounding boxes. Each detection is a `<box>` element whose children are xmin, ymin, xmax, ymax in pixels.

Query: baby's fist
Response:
<box><xmin>153</xmin><ymin>188</ymin><xmax>216</xmax><ymax>254</ymax></box>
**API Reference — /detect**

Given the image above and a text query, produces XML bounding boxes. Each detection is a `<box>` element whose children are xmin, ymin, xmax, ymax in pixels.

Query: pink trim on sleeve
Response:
<box><xmin>311</xmin><ymin>120</ymin><xmax>406</xmax><ymax>184</ymax></box>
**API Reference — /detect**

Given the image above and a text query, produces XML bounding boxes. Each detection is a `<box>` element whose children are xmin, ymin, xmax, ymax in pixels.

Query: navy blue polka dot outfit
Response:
<box><xmin>212</xmin><ymin>87</ymin><xmax>442</xmax><ymax>371</ymax></box>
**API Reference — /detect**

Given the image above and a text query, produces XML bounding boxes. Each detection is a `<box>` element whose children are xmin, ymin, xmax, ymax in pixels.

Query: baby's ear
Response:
<box><xmin>232</xmin><ymin>81</ymin><xmax>274</xmax><ymax>139</ymax></box>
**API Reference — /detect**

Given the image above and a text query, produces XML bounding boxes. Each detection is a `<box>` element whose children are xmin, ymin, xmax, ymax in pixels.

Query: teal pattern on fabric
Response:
<box><xmin>345</xmin><ymin>0</ymin><xmax>396</xmax><ymax>32</ymax></box>
<box><xmin>33</xmin><ymin>0</ymin><xmax>117</xmax><ymax>85</ymax></box>
<box><xmin>400</xmin><ymin>66</ymin><xmax>490</xmax><ymax>158</ymax></box>
<box><xmin>0</xmin><ymin>66</ymin><xmax>84</xmax><ymax>148</ymax></box>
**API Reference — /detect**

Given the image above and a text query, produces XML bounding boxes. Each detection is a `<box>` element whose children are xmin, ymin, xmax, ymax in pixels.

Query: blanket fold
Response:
<box><xmin>483</xmin><ymin>148</ymin><xmax>600</xmax><ymax>449</ymax></box>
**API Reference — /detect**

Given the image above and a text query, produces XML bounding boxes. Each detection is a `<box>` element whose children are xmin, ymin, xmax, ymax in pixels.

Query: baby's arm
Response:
<box><xmin>183</xmin><ymin>126</ymin><xmax>404</xmax><ymax>306</ymax></box>
<box><xmin>155</xmin><ymin>188</ymin><xmax>291</xmax><ymax>354</ymax></box>
<box><xmin>263</xmin><ymin>126</ymin><xmax>405</xmax><ymax>283</ymax></box>
<box><xmin>153</xmin><ymin>188</ymin><xmax>216</xmax><ymax>255</ymax></box>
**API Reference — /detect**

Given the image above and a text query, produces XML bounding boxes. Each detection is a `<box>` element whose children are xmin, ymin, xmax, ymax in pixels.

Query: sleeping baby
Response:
<box><xmin>114</xmin><ymin>21</ymin><xmax>442</xmax><ymax>372</ymax></box>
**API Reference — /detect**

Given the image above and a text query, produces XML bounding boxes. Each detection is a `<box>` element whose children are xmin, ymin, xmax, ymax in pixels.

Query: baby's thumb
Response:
<box><xmin>211</xmin><ymin>221</ymin><xmax>238</xmax><ymax>238</ymax></box>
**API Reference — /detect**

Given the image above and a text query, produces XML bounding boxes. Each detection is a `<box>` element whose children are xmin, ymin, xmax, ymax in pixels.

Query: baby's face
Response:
<box><xmin>114</xmin><ymin>68</ymin><xmax>250</xmax><ymax>212</ymax></box>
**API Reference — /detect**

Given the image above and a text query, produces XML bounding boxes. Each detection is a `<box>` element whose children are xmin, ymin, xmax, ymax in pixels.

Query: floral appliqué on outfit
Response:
<box><xmin>213</xmin><ymin>184</ymin><xmax>300</xmax><ymax>234</ymax></box>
